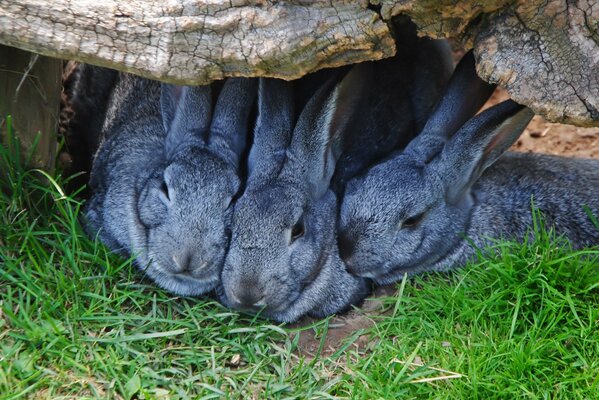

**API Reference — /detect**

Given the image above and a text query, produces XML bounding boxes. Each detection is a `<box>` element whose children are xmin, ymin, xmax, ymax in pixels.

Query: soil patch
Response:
<box><xmin>487</xmin><ymin>88</ymin><xmax>599</xmax><ymax>158</ymax></box>
<box><xmin>293</xmin><ymin>286</ymin><xmax>396</xmax><ymax>358</ymax></box>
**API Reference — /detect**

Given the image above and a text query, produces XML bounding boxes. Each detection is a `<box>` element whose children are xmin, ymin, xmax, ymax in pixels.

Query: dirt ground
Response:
<box><xmin>295</xmin><ymin>89</ymin><xmax>599</xmax><ymax>358</ymax></box>
<box><xmin>487</xmin><ymin>88</ymin><xmax>599</xmax><ymax>158</ymax></box>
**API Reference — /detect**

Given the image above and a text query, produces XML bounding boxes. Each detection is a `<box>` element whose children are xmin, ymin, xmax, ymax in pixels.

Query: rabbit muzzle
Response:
<box><xmin>141</xmin><ymin>244</ymin><xmax>223</xmax><ymax>296</ymax></box>
<box><xmin>221</xmin><ymin>251</ymin><xmax>293</xmax><ymax>314</ymax></box>
<box><xmin>224</xmin><ymin>279</ymin><xmax>268</xmax><ymax>311</ymax></box>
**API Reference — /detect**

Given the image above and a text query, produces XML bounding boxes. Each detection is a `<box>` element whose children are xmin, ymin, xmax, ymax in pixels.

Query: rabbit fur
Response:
<box><xmin>219</xmin><ymin>75</ymin><xmax>372</xmax><ymax>322</ymax></box>
<box><xmin>332</xmin><ymin>17</ymin><xmax>453</xmax><ymax>192</ymax></box>
<box><xmin>85</xmin><ymin>72</ymin><xmax>257</xmax><ymax>296</ymax></box>
<box><xmin>339</xmin><ymin>51</ymin><xmax>599</xmax><ymax>285</ymax></box>
<box><xmin>60</xmin><ymin>64</ymin><xmax>119</xmax><ymax>194</ymax></box>
<box><xmin>219</xmin><ymin>22</ymin><xmax>453</xmax><ymax>322</ymax></box>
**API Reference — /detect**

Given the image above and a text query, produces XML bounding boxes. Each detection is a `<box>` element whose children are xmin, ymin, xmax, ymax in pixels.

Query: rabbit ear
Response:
<box><xmin>404</xmin><ymin>50</ymin><xmax>496</xmax><ymax>162</ymax></box>
<box><xmin>246</xmin><ymin>78</ymin><xmax>295</xmax><ymax>188</ymax></box>
<box><xmin>208</xmin><ymin>78</ymin><xmax>258</xmax><ymax>169</ymax></box>
<box><xmin>281</xmin><ymin>65</ymin><xmax>367</xmax><ymax>197</ymax></box>
<box><xmin>161</xmin><ymin>84</ymin><xmax>212</xmax><ymax>157</ymax></box>
<box><xmin>161</xmin><ymin>84</ymin><xmax>184</xmax><ymax>133</ymax></box>
<box><xmin>434</xmin><ymin>100</ymin><xmax>534</xmax><ymax>202</ymax></box>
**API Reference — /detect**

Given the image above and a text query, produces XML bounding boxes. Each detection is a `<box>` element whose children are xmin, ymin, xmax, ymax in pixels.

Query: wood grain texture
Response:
<box><xmin>475</xmin><ymin>1</ymin><xmax>599</xmax><ymax>127</ymax></box>
<box><xmin>382</xmin><ymin>0</ymin><xmax>599</xmax><ymax>127</ymax></box>
<box><xmin>0</xmin><ymin>0</ymin><xmax>597</xmax><ymax>126</ymax></box>
<box><xmin>0</xmin><ymin>1</ymin><xmax>394</xmax><ymax>83</ymax></box>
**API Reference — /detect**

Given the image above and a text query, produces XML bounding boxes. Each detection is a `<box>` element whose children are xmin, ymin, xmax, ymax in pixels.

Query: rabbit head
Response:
<box><xmin>339</xmin><ymin>52</ymin><xmax>534</xmax><ymax>284</ymax></box>
<box><xmin>220</xmin><ymin>74</ymin><xmax>370</xmax><ymax>322</ymax></box>
<box><xmin>91</xmin><ymin>78</ymin><xmax>257</xmax><ymax>296</ymax></box>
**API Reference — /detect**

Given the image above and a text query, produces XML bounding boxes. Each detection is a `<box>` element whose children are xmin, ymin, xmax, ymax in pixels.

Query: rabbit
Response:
<box><xmin>219</xmin><ymin>22</ymin><xmax>454</xmax><ymax>322</ymax></box>
<box><xmin>338</xmin><ymin>50</ymin><xmax>599</xmax><ymax>285</ymax></box>
<box><xmin>85</xmin><ymin>72</ymin><xmax>257</xmax><ymax>296</ymax></box>
<box><xmin>218</xmin><ymin>75</ymin><xmax>371</xmax><ymax>323</ymax></box>
<box><xmin>60</xmin><ymin>63</ymin><xmax>119</xmax><ymax>194</ymax></box>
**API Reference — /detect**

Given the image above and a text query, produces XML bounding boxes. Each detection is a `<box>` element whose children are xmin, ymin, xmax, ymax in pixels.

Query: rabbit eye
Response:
<box><xmin>223</xmin><ymin>196</ymin><xmax>234</xmax><ymax>210</ymax></box>
<box><xmin>290</xmin><ymin>221</ymin><xmax>305</xmax><ymax>242</ymax></box>
<box><xmin>160</xmin><ymin>180</ymin><xmax>169</xmax><ymax>198</ymax></box>
<box><xmin>402</xmin><ymin>212</ymin><xmax>424</xmax><ymax>229</ymax></box>
<box><xmin>159</xmin><ymin>178</ymin><xmax>172</xmax><ymax>204</ymax></box>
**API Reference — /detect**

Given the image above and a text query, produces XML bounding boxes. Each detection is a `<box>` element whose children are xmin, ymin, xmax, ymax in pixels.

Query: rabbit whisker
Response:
<box><xmin>197</xmin><ymin>261</ymin><xmax>208</xmax><ymax>271</ymax></box>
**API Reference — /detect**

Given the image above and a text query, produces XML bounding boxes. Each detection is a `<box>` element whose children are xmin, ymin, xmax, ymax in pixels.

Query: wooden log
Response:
<box><xmin>0</xmin><ymin>0</ymin><xmax>394</xmax><ymax>84</ymax></box>
<box><xmin>0</xmin><ymin>0</ymin><xmax>598</xmax><ymax>126</ymax></box>
<box><xmin>0</xmin><ymin>45</ymin><xmax>61</xmax><ymax>169</ymax></box>
<box><xmin>475</xmin><ymin>2</ymin><xmax>599</xmax><ymax>127</ymax></box>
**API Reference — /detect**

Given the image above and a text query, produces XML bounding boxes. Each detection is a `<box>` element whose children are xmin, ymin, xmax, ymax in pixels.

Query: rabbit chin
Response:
<box><xmin>266</xmin><ymin>254</ymin><xmax>367</xmax><ymax>323</ymax></box>
<box><xmin>219</xmin><ymin>266</ymin><xmax>325</xmax><ymax>323</ymax></box>
<box><xmin>358</xmin><ymin>236</ymin><xmax>474</xmax><ymax>285</ymax></box>
<box><xmin>129</xmin><ymin>244</ymin><xmax>221</xmax><ymax>296</ymax></box>
<box><xmin>145</xmin><ymin>264</ymin><xmax>220</xmax><ymax>296</ymax></box>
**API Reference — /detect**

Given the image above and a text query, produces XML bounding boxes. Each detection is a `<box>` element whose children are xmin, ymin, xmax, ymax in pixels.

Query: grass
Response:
<box><xmin>1</xmin><ymin>117</ymin><xmax>598</xmax><ymax>399</ymax></box>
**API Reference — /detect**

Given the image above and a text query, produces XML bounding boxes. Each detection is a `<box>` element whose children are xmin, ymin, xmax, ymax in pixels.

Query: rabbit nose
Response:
<box><xmin>338</xmin><ymin>233</ymin><xmax>356</xmax><ymax>265</ymax></box>
<box><xmin>228</xmin><ymin>281</ymin><xmax>266</xmax><ymax>309</ymax></box>
<box><xmin>172</xmin><ymin>253</ymin><xmax>191</xmax><ymax>273</ymax></box>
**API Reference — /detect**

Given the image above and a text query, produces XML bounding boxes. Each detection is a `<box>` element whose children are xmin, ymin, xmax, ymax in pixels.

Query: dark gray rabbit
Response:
<box><xmin>339</xmin><ymin>51</ymin><xmax>599</xmax><ymax>284</ymax></box>
<box><xmin>60</xmin><ymin>64</ymin><xmax>119</xmax><ymax>194</ymax></box>
<box><xmin>85</xmin><ymin>72</ymin><xmax>257</xmax><ymax>296</ymax></box>
<box><xmin>219</xmin><ymin>75</ymin><xmax>371</xmax><ymax>322</ymax></box>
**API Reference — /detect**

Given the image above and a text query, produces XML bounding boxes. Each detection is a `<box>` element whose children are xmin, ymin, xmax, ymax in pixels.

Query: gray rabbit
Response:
<box><xmin>339</xmin><ymin>51</ymin><xmax>599</xmax><ymax>285</ymax></box>
<box><xmin>219</xmin><ymin>75</ymin><xmax>371</xmax><ymax>322</ymax></box>
<box><xmin>60</xmin><ymin>64</ymin><xmax>119</xmax><ymax>194</ymax></box>
<box><xmin>219</xmin><ymin>21</ymin><xmax>453</xmax><ymax>322</ymax></box>
<box><xmin>85</xmin><ymin>72</ymin><xmax>257</xmax><ymax>296</ymax></box>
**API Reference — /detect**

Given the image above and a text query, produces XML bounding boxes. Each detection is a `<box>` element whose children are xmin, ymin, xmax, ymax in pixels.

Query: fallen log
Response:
<box><xmin>0</xmin><ymin>0</ymin><xmax>597</xmax><ymax>126</ymax></box>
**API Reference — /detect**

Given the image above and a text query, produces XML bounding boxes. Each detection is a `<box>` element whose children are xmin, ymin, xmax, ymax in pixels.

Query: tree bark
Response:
<box><xmin>0</xmin><ymin>1</ymin><xmax>394</xmax><ymax>83</ymax></box>
<box><xmin>0</xmin><ymin>0</ymin><xmax>597</xmax><ymax>126</ymax></box>
<box><xmin>475</xmin><ymin>2</ymin><xmax>599</xmax><ymax>127</ymax></box>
